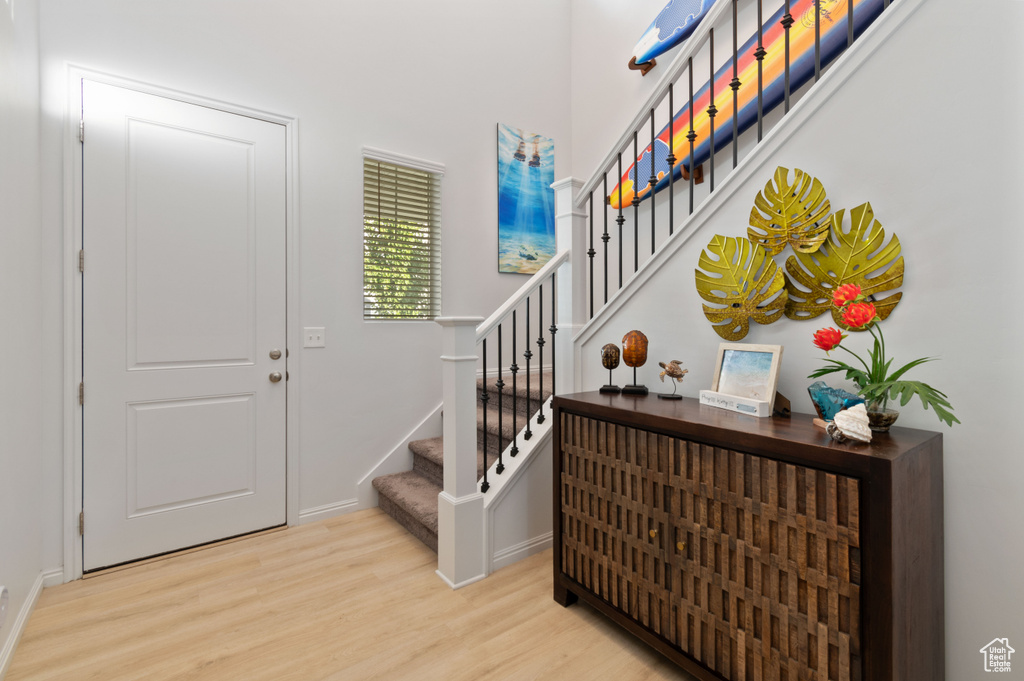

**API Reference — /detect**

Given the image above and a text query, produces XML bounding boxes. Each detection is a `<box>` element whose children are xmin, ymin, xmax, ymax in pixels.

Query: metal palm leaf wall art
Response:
<box><xmin>748</xmin><ymin>166</ymin><xmax>831</xmax><ymax>255</ymax></box>
<box><xmin>695</xmin><ymin>235</ymin><xmax>788</xmax><ymax>341</ymax></box>
<box><xmin>695</xmin><ymin>166</ymin><xmax>903</xmax><ymax>339</ymax></box>
<box><xmin>785</xmin><ymin>202</ymin><xmax>904</xmax><ymax>329</ymax></box>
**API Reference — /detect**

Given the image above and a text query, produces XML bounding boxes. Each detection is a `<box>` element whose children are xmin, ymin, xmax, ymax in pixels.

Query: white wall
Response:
<box><xmin>0</xmin><ymin>0</ymin><xmax>46</xmax><ymax>664</ymax></box>
<box><xmin>569</xmin><ymin>1</ymin><xmax>1024</xmax><ymax>679</ymax></box>
<box><xmin>36</xmin><ymin>0</ymin><xmax>573</xmax><ymax>520</ymax></box>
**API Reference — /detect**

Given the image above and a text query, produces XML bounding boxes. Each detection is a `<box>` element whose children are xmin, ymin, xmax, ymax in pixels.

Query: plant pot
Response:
<box><xmin>866</xmin><ymin>407</ymin><xmax>899</xmax><ymax>432</ymax></box>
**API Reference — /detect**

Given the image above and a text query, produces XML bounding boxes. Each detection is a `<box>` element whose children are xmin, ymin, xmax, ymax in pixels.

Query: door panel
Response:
<box><xmin>127</xmin><ymin>118</ymin><xmax>257</xmax><ymax>369</ymax></box>
<box><xmin>82</xmin><ymin>80</ymin><xmax>286</xmax><ymax>570</ymax></box>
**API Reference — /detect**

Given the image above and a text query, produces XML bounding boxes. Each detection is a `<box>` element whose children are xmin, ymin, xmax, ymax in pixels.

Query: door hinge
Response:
<box><xmin>79</xmin><ymin>249</ymin><xmax>85</xmax><ymax>273</ymax></box>
<box><xmin>79</xmin><ymin>511</ymin><xmax>85</xmax><ymax>535</ymax></box>
<box><xmin>79</xmin><ymin>119</ymin><xmax>84</xmax><ymax>143</ymax></box>
<box><xmin>79</xmin><ymin>381</ymin><xmax>84</xmax><ymax>405</ymax></box>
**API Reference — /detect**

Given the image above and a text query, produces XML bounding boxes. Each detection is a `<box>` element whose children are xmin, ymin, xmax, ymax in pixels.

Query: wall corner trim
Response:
<box><xmin>0</xmin><ymin>568</ymin><xmax>63</xmax><ymax>678</ymax></box>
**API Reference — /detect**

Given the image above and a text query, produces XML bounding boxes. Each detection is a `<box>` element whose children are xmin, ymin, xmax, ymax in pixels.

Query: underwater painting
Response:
<box><xmin>497</xmin><ymin>123</ymin><xmax>555</xmax><ymax>274</ymax></box>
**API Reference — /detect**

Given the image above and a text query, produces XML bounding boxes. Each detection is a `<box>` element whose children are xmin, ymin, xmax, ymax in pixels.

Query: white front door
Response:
<box><xmin>82</xmin><ymin>80</ymin><xmax>287</xmax><ymax>571</ymax></box>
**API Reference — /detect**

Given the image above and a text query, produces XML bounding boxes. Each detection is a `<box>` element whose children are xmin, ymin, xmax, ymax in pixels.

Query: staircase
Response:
<box><xmin>372</xmin><ymin>372</ymin><xmax>552</xmax><ymax>552</ymax></box>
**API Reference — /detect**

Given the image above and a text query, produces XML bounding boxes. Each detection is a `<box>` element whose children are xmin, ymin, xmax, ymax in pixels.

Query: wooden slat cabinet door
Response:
<box><xmin>666</xmin><ymin>437</ymin><xmax>863</xmax><ymax>681</ymax></box>
<box><xmin>558</xmin><ymin>414</ymin><xmax>676</xmax><ymax>632</ymax></box>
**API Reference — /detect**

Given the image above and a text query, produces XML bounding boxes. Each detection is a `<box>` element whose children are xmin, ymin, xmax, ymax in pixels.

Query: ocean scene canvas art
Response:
<box><xmin>717</xmin><ymin>349</ymin><xmax>774</xmax><ymax>401</ymax></box>
<box><xmin>497</xmin><ymin>123</ymin><xmax>555</xmax><ymax>274</ymax></box>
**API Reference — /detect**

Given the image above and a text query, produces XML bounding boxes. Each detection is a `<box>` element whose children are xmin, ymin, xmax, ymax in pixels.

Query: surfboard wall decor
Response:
<box><xmin>611</xmin><ymin>0</ymin><xmax>882</xmax><ymax>209</ymax></box>
<box><xmin>632</xmin><ymin>0</ymin><xmax>719</xmax><ymax>67</ymax></box>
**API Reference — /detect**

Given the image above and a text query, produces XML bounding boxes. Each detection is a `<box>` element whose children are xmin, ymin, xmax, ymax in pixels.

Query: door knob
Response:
<box><xmin>269</xmin><ymin>349</ymin><xmax>282</xmax><ymax>360</ymax></box>
<box><xmin>269</xmin><ymin>372</ymin><xmax>282</xmax><ymax>383</ymax></box>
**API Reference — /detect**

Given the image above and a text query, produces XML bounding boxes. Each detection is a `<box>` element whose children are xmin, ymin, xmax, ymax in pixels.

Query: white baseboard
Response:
<box><xmin>491</xmin><ymin>533</ymin><xmax>553</xmax><ymax>574</ymax></box>
<box><xmin>297</xmin><ymin>498</ymin><xmax>360</xmax><ymax>525</ymax></box>
<box><xmin>434</xmin><ymin>569</ymin><xmax>486</xmax><ymax>591</ymax></box>
<box><xmin>0</xmin><ymin>568</ymin><xmax>63</xmax><ymax>680</ymax></box>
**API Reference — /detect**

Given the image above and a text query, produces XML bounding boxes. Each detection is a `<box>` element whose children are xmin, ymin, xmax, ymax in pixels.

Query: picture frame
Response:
<box><xmin>709</xmin><ymin>343</ymin><xmax>784</xmax><ymax>414</ymax></box>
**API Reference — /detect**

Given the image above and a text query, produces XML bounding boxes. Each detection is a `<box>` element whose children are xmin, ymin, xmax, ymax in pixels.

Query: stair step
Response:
<box><xmin>372</xmin><ymin>470</ymin><xmax>440</xmax><ymax>553</ymax></box>
<box><xmin>409</xmin><ymin>437</ymin><xmax>444</xmax><ymax>488</ymax></box>
<box><xmin>375</xmin><ymin>371</ymin><xmax>552</xmax><ymax>552</ymax></box>
<box><xmin>477</xmin><ymin>371</ymin><xmax>552</xmax><ymax>404</ymax></box>
<box><xmin>411</xmin><ymin>435</ymin><xmax>490</xmax><ymax>481</ymax></box>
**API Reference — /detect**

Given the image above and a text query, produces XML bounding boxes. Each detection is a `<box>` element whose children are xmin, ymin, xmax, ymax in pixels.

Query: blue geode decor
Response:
<box><xmin>807</xmin><ymin>381</ymin><xmax>866</xmax><ymax>421</ymax></box>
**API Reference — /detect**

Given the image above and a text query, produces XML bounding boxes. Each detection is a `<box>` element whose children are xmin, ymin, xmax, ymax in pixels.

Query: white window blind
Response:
<box><xmin>363</xmin><ymin>157</ymin><xmax>442</xmax><ymax>320</ymax></box>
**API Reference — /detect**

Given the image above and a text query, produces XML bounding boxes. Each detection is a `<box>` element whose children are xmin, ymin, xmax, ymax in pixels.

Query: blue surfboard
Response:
<box><xmin>631</xmin><ymin>0</ymin><xmax>718</xmax><ymax>66</ymax></box>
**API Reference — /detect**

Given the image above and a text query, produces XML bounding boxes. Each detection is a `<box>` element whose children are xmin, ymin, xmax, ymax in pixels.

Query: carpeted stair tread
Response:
<box><xmin>476</xmin><ymin>400</ymin><xmax>519</xmax><ymax>441</ymax></box>
<box><xmin>411</xmin><ymin>435</ymin><xmax>493</xmax><ymax>480</ymax></box>
<box><xmin>372</xmin><ymin>471</ymin><xmax>440</xmax><ymax>552</ymax></box>
<box><xmin>375</xmin><ymin>372</ymin><xmax>552</xmax><ymax>553</ymax></box>
<box><xmin>409</xmin><ymin>437</ymin><xmax>444</xmax><ymax>488</ymax></box>
<box><xmin>476</xmin><ymin>371</ymin><xmax>552</xmax><ymax>402</ymax></box>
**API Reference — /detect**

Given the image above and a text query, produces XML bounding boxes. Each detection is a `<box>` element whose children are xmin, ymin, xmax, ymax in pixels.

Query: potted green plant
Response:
<box><xmin>809</xmin><ymin>284</ymin><xmax>958</xmax><ymax>430</ymax></box>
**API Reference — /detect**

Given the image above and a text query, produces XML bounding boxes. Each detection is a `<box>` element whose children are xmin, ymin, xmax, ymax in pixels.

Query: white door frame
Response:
<box><xmin>62</xmin><ymin>65</ymin><xmax>302</xmax><ymax>582</ymax></box>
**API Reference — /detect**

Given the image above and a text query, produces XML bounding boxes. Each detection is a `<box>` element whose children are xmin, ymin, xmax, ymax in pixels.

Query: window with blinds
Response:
<box><xmin>363</xmin><ymin>156</ymin><xmax>442</xmax><ymax>320</ymax></box>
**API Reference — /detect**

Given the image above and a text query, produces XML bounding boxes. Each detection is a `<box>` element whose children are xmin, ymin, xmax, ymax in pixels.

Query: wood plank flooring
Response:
<box><xmin>7</xmin><ymin>508</ymin><xmax>694</xmax><ymax>680</ymax></box>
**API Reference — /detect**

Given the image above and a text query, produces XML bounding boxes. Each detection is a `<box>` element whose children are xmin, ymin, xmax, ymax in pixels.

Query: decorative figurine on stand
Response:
<box><xmin>657</xmin><ymin>360</ymin><xmax>687</xmax><ymax>400</ymax></box>
<box><xmin>600</xmin><ymin>344</ymin><xmax>621</xmax><ymax>394</ymax></box>
<box><xmin>621</xmin><ymin>330</ymin><xmax>649</xmax><ymax>395</ymax></box>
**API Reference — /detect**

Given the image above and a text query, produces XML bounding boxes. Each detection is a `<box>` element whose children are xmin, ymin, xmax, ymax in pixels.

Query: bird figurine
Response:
<box><xmin>657</xmin><ymin>360</ymin><xmax>687</xmax><ymax>400</ymax></box>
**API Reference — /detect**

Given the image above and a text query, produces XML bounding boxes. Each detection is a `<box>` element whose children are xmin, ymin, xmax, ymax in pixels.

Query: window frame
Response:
<box><xmin>361</xmin><ymin>147</ymin><xmax>445</xmax><ymax>321</ymax></box>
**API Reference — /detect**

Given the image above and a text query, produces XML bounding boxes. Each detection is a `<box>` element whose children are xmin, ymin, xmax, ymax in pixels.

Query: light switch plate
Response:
<box><xmin>303</xmin><ymin>327</ymin><xmax>326</xmax><ymax>348</ymax></box>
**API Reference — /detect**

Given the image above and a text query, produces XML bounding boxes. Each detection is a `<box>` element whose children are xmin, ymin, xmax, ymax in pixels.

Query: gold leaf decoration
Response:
<box><xmin>748</xmin><ymin>166</ymin><xmax>832</xmax><ymax>255</ymax></box>
<box><xmin>784</xmin><ymin>202</ymin><xmax>904</xmax><ymax>330</ymax></box>
<box><xmin>695</xmin><ymin>235</ymin><xmax>788</xmax><ymax>340</ymax></box>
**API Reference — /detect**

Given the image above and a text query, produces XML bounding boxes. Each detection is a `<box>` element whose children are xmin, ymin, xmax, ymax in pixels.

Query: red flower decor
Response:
<box><xmin>832</xmin><ymin>283</ymin><xmax>862</xmax><ymax>307</ymax></box>
<box><xmin>841</xmin><ymin>302</ymin><xmax>877</xmax><ymax>329</ymax></box>
<box><xmin>808</xmin><ymin>288</ymin><xmax>959</xmax><ymax>426</ymax></box>
<box><xmin>812</xmin><ymin>327</ymin><xmax>846</xmax><ymax>352</ymax></box>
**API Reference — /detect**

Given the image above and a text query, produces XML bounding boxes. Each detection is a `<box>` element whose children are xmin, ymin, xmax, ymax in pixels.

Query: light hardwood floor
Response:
<box><xmin>8</xmin><ymin>508</ymin><xmax>694</xmax><ymax>680</ymax></box>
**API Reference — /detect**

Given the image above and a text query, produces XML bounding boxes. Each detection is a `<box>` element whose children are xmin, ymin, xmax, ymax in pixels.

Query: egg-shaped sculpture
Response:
<box><xmin>621</xmin><ymin>330</ymin><xmax>649</xmax><ymax>368</ymax></box>
<box><xmin>601</xmin><ymin>343</ymin><xmax>621</xmax><ymax>370</ymax></box>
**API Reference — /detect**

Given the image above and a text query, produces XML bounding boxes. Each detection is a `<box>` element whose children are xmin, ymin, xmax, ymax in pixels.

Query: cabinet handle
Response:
<box><xmin>677</xmin><ymin>541</ymin><xmax>686</xmax><ymax>552</ymax></box>
<box><xmin>649</xmin><ymin>529</ymin><xmax>658</xmax><ymax>539</ymax></box>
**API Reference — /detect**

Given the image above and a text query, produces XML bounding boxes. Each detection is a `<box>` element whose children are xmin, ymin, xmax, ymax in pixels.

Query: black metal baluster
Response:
<box><xmin>815</xmin><ymin>0</ymin><xmax>822</xmax><ymax>82</ymax></box>
<box><xmin>587</xmin><ymin>192</ymin><xmax>595</xmax><ymax>319</ymax></box>
<box><xmin>708</xmin><ymin>29</ymin><xmax>717</xmax><ymax>193</ymax></box>
<box><xmin>550</xmin><ymin>273</ymin><xmax>557</xmax><ymax>405</ymax></box>
<box><xmin>616</xmin><ymin>154</ymin><xmax>624</xmax><ymax>289</ymax></box>
<box><xmin>631</xmin><ymin>131</ymin><xmax>640</xmax><ymax>273</ymax></box>
<box><xmin>649</xmin><ymin>110</ymin><xmax>657</xmax><ymax>255</ymax></box>
<box><xmin>667</xmin><ymin>83</ymin><xmax>676</xmax><ymax>235</ymax></box>
<box><xmin>848</xmin><ymin>0</ymin><xmax>856</xmax><ymax>48</ymax></box>
<box><xmin>602</xmin><ymin>174</ymin><xmax>610</xmax><ymax>303</ymax></box>
<box><xmin>480</xmin><ymin>338</ymin><xmax>490</xmax><ymax>493</ymax></box>
<box><xmin>783</xmin><ymin>0</ymin><xmax>793</xmax><ymax>112</ymax></box>
<box><xmin>510</xmin><ymin>310</ymin><xmax>519</xmax><ymax>457</ymax></box>
<box><xmin>687</xmin><ymin>58</ymin><xmax>696</xmax><ymax>215</ymax></box>
<box><xmin>756</xmin><ymin>0</ymin><xmax>766</xmax><ymax>141</ymax></box>
<box><xmin>536</xmin><ymin>284</ymin><xmax>546</xmax><ymax>425</ymax></box>
<box><xmin>523</xmin><ymin>297</ymin><xmax>533</xmax><ymax>441</ymax></box>
<box><xmin>495</xmin><ymin>325</ymin><xmax>505</xmax><ymax>475</ymax></box>
<box><xmin>731</xmin><ymin>0</ymin><xmax>740</xmax><ymax>169</ymax></box>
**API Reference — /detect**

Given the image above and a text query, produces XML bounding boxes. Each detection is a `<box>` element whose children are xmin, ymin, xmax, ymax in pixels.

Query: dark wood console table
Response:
<box><xmin>552</xmin><ymin>392</ymin><xmax>943</xmax><ymax>681</ymax></box>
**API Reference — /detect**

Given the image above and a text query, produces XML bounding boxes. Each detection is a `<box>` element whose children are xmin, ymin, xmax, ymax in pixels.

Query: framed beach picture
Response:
<box><xmin>497</xmin><ymin>123</ymin><xmax>555</xmax><ymax>274</ymax></box>
<box><xmin>711</xmin><ymin>343</ymin><xmax>784</xmax><ymax>413</ymax></box>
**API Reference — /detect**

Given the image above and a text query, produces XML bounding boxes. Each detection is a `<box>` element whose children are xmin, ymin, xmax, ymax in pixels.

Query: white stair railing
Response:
<box><xmin>436</xmin><ymin>178</ymin><xmax>586</xmax><ymax>588</ymax></box>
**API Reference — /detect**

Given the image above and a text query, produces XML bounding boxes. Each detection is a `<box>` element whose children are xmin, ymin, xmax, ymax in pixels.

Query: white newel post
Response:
<box><xmin>552</xmin><ymin>178</ymin><xmax>588</xmax><ymax>395</ymax></box>
<box><xmin>435</xmin><ymin>316</ymin><xmax>486</xmax><ymax>589</ymax></box>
